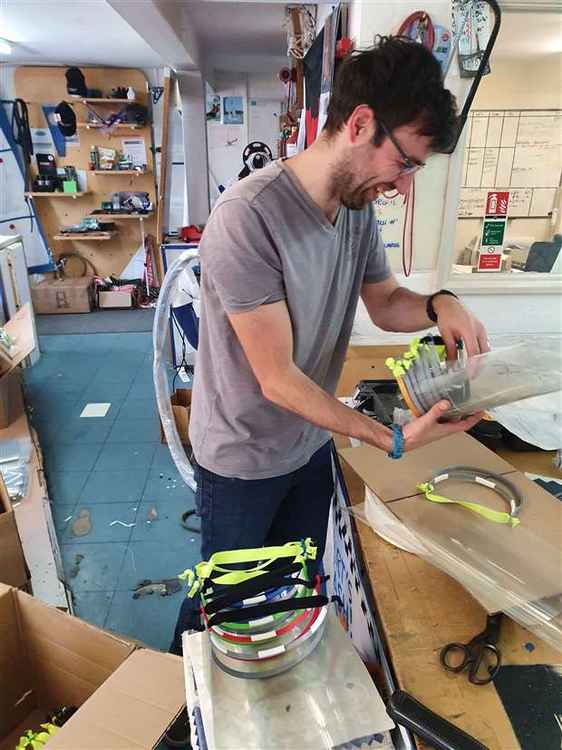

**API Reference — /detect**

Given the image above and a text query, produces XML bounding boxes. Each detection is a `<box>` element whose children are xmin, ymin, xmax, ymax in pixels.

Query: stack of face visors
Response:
<box><xmin>179</xmin><ymin>539</ymin><xmax>330</xmax><ymax>679</ymax></box>
<box><xmin>386</xmin><ymin>335</ymin><xmax>469</xmax><ymax>420</ymax></box>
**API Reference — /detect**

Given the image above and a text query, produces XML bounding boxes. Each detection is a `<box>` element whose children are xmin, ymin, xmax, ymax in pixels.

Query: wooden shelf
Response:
<box><xmin>77</xmin><ymin>122</ymin><xmax>144</xmax><ymax>130</ymax></box>
<box><xmin>80</xmin><ymin>98</ymin><xmax>136</xmax><ymax>104</ymax></box>
<box><xmin>25</xmin><ymin>192</ymin><xmax>89</xmax><ymax>199</ymax></box>
<box><xmin>93</xmin><ymin>170</ymin><xmax>147</xmax><ymax>176</ymax></box>
<box><xmin>53</xmin><ymin>232</ymin><xmax>117</xmax><ymax>241</ymax></box>
<box><xmin>87</xmin><ymin>213</ymin><xmax>153</xmax><ymax>221</ymax></box>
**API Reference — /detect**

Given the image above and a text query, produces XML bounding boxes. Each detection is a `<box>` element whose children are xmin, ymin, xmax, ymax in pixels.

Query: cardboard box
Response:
<box><xmin>0</xmin><ymin>477</ymin><xmax>29</xmax><ymax>590</ymax></box>
<box><xmin>390</xmin><ymin>471</ymin><xmax>562</xmax><ymax>602</ymax></box>
<box><xmin>160</xmin><ymin>388</ymin><xmax>192</xmax><ymax>446</ymax></box>
<box><xmin>0</xmin><ymin>369</ymin><xmax>24</xmax><ymax>429</ymax></box>
<box><xmin>339</xmin><ymin>432</ymin><xmax>562</xmax><ymax>612</ymax></box>
<box><xmin>0</xmin><ymin>304</ymin><xmax>36</xmax><ymax>428</ymax></box>
<box><xmin>338</xmin><ymin>432</ymin><xmax>515</xmax><ymax>504</ymax></box>
<box><xmin>31</xmin><ymin>277</ymin><xmax>95</xmax><ymax>314</ymax></box>
<box><xmin>337</xmin><ymin>345</ymin><xmax>406</xmax><ymax>398</ymax></box>
<box><xmin>98</xmin><ymin>289</ymin><xmax>134</xmax><ymax>309</ymax></box>
<box><xmin>0</xmin><ymin>584</ymin><xmax>186</xmax><ymax>750</ymax></box>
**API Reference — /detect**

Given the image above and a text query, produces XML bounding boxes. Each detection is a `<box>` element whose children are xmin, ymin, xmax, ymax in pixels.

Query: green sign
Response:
<box><xmin>481</xmin><ymin>219</ymin><xmax>506</xmax><ymax>247</ymax></box>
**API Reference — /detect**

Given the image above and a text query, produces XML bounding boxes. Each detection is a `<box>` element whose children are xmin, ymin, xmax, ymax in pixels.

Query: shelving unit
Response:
<box><xmin>87</xmin><ymin>213</ymin><xmax>153</xmax><ymax>221</ymax></box>
<box><xmin>15</xmin><ymin>65</ymin><xmax>157</xmax><ymax>278</ymax></box>
<box><xmin>25</xmin><ymin>192</ymin><xmax>90</xmax><ymax>199</ymax></box>
<box><xmin>80</xmin><ymin>97</ymin><xmax>136</xmax><ymax>104</ymax></box>
<box><xmin>53</xmin><ymin>232</ymin><xmax>117</xmax><ymax>241</ymax></box>
<box><xmin>77</xmin><ymin>122</ymin><xmax>142</xmax><ymax>130</ymax></box>
<box><xmin>93</xmin><ymin>170</ymin><xmax>147</xmax><ymax>176</ymax></box>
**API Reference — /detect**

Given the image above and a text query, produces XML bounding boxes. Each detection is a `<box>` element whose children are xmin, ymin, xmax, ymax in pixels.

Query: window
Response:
<box><xmin>443</xmin><ymin>10</ymin><xmax>562</xmax><ymax>292</ymax></box>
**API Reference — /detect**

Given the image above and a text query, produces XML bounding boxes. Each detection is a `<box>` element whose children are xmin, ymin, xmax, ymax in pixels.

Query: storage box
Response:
<box><xmin>0</xmin><ymin>583</ymin><xmax>186</xmax><ymax>750</ymax></box>
<box><xmin>98</xmin><ymin>289</ymin><xmax>134</xmax><ymax>309</ymax></box>
<box><xmin>160</xmin><ymin>388</ymin><xmax>192</xmax><ymax>446</ymax></box>
<box><xmin>31</xmin><ymin>277</ymin><xmax>95</xmax><ymax>314</ymax></box>
<box><xmin>0</xmin><ymin>478</ymin><xmax>29</xmax><ymax>590</ymax></box>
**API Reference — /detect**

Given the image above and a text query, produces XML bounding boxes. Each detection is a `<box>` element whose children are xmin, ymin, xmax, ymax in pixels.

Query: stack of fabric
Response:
<box><xmin>180</xmin><ymin>539</ymin><xmax>330</xmax><ymax>679</ymax></box>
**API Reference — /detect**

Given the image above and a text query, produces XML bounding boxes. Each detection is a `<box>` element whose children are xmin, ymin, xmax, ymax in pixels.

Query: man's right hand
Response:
<box><xmin>402</xmin><ymin>400</ymin><xmax>484</xmax><ymax>452</ymax></box>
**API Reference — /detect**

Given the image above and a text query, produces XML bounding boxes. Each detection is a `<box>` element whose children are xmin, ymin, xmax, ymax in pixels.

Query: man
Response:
<box><xmin>170</xmin><ymin>36</ymin><xmax>487</xmax><ymax>654</ymax></box>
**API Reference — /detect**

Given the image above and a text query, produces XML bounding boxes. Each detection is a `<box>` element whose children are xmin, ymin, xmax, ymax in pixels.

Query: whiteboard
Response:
<box><xmin>459</xmin><ymin>110</ymin><xmax>561</xmax><ymax>218</ymax></box>
<box><xmin>373</xmin><ymin>193</ymin><xmax>405</xmax><ymax>252</ymax></box>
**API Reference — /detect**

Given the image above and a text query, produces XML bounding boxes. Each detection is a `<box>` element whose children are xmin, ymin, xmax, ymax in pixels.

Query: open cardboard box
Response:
<box><xmin>0</xmin><ymin>477</ymin><xmax>29</xmax><ymax>590</ymax></box>
<box><xmin>0</xmin><ymin>304</ymin><xmax>37</xmax><ymax>428</ymax></box>
<box><xmin>338</xmin><ymin>432</ymin><xmax>515</xmax><ymax>504</ymax></box>
<box><xmin>0</xmin><ymin>584</ymin><xmax>185</xmax><ymax>750</ymax></box>
<box><xmin>338</xmin><ymin>433</ymin><xmax>562</xmax><ymax>617</ymax></box>
<box><xmin>160</xmin><ymin>389</ymin><xmax>192</xmax><ymax>446</ymax></box>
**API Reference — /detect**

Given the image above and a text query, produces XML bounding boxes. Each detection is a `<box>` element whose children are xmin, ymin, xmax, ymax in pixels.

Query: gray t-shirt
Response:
<box><xmin>189</xmin><ymin>161</ymin><xmax>390</xmax><ymax>479</ymax></box>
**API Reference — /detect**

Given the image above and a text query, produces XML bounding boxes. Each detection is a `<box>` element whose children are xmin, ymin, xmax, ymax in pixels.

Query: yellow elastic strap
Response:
<box><xmin>16</xmin><ymin>724</ymin><xmax>58</xmax><ymax>750</ymax></box>
<box><xmin>417</xmin><ymin>482</ymin><xmax>520</xmax><ymax>527</ymax></box>
<box><xmin>178</xmin><ymin>538</ymin><xmax>317</xmax><ymax>597</ymax></box>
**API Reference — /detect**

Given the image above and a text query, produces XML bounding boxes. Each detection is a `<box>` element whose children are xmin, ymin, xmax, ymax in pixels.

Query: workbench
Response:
<box><xmin>335</xmin><ymin>346</ymin><xmax>562</xmax><ymax>750</ymax></box>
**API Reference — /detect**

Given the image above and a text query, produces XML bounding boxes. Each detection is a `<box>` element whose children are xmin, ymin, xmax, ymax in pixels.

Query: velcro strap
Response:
<box><xmin>203</xmin><ymin>567</ymin><xmax>310</xmax><ymax>615</ymax></box>
<box><xmin>208</xmin><ymin>594</ymin><xmax>330</xmax><ymax>627</ymax></box>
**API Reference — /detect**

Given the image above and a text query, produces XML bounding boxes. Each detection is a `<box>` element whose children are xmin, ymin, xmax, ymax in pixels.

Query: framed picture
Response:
<box><xmin>223</xmin><ymin>96</ymin><xmax>244</xmax><ymax>125</ymax></box>
<box><xmin>206</xmin><ymin>94</ymin><xmax>221</xmax><ymax>122</ymax></box>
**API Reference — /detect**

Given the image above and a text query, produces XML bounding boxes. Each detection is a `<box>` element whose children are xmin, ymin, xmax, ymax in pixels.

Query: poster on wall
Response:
<box><xmin>222</xmin><ymin>96</ymin><xmax>244</xmax><ymax>125</ymax></box>
<box><xmin>206</xmin><ymin>94</ymin><xmax>221</xmax><ymax>122</ymax></box>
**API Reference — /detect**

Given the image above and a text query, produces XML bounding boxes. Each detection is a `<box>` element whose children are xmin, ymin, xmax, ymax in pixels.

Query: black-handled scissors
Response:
<box><xmin>440</xmin><ymin>613</ymin><xmax>503</xmax><ymax>685</ymax></box>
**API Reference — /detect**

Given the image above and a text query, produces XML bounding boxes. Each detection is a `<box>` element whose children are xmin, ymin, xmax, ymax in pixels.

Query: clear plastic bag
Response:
<box><xmin>182</xmin><ymin>608</ymin><xmax>395</xmax><ymax>750</ymax></box>
<box><xmin>349</xmin><ymin>485</ymin><xmax>562</xmax><ymax>653</ymax></box>
<box><xmin>0</xmin><ymin>437</ymin><xmax>32</xmax><ymax>504</ymax></box>
<box><xmin>416</xmin><ymin>343</ymin><xmax>562</xmax><ymax>419</ymax></box>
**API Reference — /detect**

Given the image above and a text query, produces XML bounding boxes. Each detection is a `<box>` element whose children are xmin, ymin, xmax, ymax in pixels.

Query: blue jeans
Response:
<box><xmin>170</xmin><ymin>440</ymin><xmax>334</xmax><ymax>655</ymax></box>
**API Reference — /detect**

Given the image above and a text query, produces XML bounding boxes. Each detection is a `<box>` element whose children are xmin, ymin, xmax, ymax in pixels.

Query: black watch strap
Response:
<box><xmin>426</xmin><ymin>289</ymin><xmax>458</xmax><ymax>323</ymax></box>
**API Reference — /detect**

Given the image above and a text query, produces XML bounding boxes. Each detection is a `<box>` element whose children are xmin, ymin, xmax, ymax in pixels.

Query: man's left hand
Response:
<box><xmin>433</xmin><ymin>295</ymin><xmax>490</xmax><ymax>359</ymax></box>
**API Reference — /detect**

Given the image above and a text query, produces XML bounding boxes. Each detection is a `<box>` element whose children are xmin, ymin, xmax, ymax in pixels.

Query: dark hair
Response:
<box><xmin>324</xmin><ymin>36</ymin><xmax>458</xmax><ymax>153</ymax></box>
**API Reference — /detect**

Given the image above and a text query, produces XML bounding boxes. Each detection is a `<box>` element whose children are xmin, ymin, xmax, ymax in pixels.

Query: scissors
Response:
<box><xmin>440</xmin><ymin>613</ymin><xmax>503</xmax><ymax>685</ymax></box>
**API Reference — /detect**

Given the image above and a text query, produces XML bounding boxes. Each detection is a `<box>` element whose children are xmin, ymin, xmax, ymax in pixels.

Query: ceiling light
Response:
<box><xmin>0</xmin><ymin>39</ymin><xmax>12</xmax><ymax>55</ymax></box>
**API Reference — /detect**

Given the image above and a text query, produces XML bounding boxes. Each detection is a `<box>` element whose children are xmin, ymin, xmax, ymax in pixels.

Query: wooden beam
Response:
<box><xmin>155</xmin><ymin>74</ymin><xmax>173</xmax><ymax>284</ymax></box>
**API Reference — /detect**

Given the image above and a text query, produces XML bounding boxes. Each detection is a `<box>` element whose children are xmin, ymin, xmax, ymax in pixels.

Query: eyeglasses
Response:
<box><xmin>378</xmin><ymin>120</ymin><xmax>425</xmax><ymax>176</ymax></box>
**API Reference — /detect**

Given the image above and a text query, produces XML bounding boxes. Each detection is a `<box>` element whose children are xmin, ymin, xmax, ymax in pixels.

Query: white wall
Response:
<box><xmin>207</xmin><ymin>69</ymin><xmax>284</xmax><ymax>204</ymax></box>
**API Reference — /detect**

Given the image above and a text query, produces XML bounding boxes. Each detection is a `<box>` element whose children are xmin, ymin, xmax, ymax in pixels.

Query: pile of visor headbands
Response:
<box><xmin>179</xmin><ymin>538</ymin><xmax>331</xmax><ymax>679</ymax></box>
<box><xmin>385</xmin><ymin>335</ymin><xmax>466</xmax><ymax>418</ymax></box>
<box><xmin>386</xmin><ymin>336</ymin><xmax>562</xmax><ymax>420</ymax></box>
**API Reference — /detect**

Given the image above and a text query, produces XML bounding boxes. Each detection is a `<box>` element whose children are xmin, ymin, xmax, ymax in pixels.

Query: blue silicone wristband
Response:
<box><xmin>388</xmin><ymin>424</ymin><xmax>404</xmax><ymax>460</ymax></box>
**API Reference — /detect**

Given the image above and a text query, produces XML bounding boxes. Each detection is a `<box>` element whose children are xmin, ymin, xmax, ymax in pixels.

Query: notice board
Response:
<box><xmin>458</xmin><ymin>110</ymin><xmax>562</xmax><ymax>218</ymax></box>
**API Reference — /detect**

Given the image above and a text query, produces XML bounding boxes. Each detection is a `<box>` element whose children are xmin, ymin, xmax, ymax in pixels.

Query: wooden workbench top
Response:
<box><xmin>337</xmin><ymin>346</ymin><xmax>562</xmax><ymax>750</ymax></box>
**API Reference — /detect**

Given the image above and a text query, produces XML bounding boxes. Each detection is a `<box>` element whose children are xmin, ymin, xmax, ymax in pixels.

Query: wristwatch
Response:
<box><xmin>426</xmin><ymin>289</ymin><xmax>458</xmax><ymax>323</ymax></box>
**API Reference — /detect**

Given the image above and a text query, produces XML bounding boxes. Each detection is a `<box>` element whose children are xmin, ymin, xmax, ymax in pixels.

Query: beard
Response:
<box><xmin>330</xmin><ymin>162</ymin><xmax>393</xmax><ymax>210</ymax></box>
